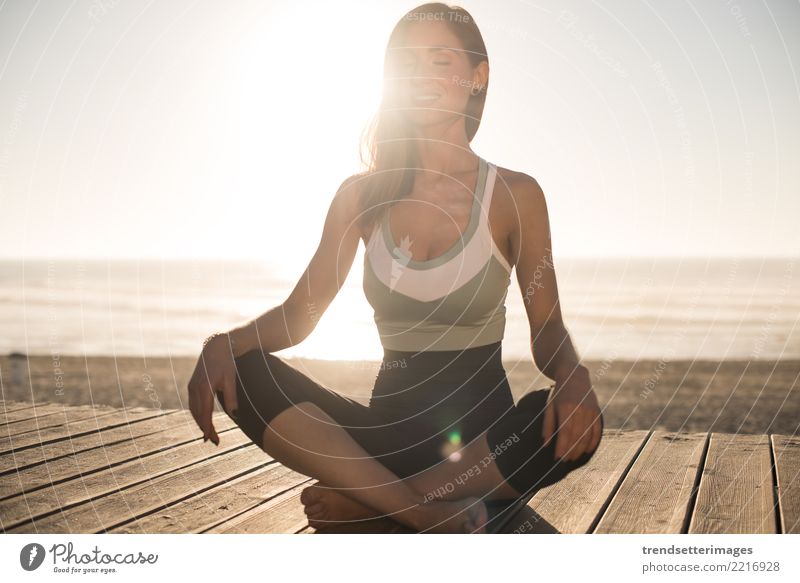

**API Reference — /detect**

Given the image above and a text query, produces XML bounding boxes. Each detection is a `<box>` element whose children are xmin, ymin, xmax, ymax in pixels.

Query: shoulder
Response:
<box><xmin>328</xmin><ymin>171</ymin><xmax>369</xmax><ymax>217</ymax></box>
<box><xmin>334</xmin><ymin>171</ymin><xmax>367</xmax><ymax>203</ymax></box>
<box><xmin>492</xmin><ymin>165</ymin><xmax>548</xmax><ymax>224</ymax></box>
<box><xmin>494</xmin><ymin>165</ymin><xmax>545</xmax><ymax>204</ymax></box>
<box><xmin>327</xmin><ymin>171</ymin><xmax>373</xmax><ymax>238</ymax></box>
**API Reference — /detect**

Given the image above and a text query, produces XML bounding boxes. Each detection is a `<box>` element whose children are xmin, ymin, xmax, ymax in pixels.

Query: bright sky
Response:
<box><xmin>1</xmin><ymin>0</ymin><xmax>798</xmax><ymax>279</ymax></box>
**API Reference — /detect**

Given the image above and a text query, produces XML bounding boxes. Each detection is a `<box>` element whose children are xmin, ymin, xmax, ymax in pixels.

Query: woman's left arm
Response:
<box><xmin>508</xmin><ymin>173</ymin><xmax>602</xmax><ymax>462</ymax></box>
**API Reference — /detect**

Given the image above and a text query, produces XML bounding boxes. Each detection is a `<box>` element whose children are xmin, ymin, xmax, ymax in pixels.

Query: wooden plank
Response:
<box><xmin>0</xmin><ymin>409</ymin><xmax>189</xmax><ymax>472</ymax></box>
<box><xmin>1</xmin><ymin>407</ymin><xmax>121</xmax><ymax>439</ymax></box>
<box><xmin>0</xmin><ymin>413</ymin><xmax>239</xmax><ymax>498</ymax></box>
<box><xmin>504</xmin><ymin>429</ymin><xmax>649</xmax><ymax>534</ymax></box>
<box><xmin>0</xmin><ymin>402</ymin><xmax>38</xmax><ymax>414</ymax></box>
<box><xmin>500</xmin><ymin>429</ymin><xmax>649</xmax><ymax>534</ymax></box>
<box><xmin>227</xmin><ymin>430</ymin><xmax>646</xmax><ymax>535</ymax></box>
<box><xmin>595</xmin><ymin>431</ymin><xmax>707</xmax><ymax>534</ymax></box>
<box><xmin>2</xmin><ymin>430</ymin><xmax>255</xmax><ymax>531</ymax></box>
<box><xmin>1</xmin><ymin>396</ymin><xmax>783</xmax><ymax>537</ymax></box>
<box><xmin>773</xmin><ymin>434</ymin><xmax>800</xmax><ymax>533</ymax></box>
<box><xmin>112</xmin><ymin>462</ymin><xmax>310</xmax><ymax>533</ymax></box>
<box><xmin>8</xmin><ymin>444</ymin><xmax>275</xmax><ymax>534</ymax></box>
<box><xmin>207</xmin><ymin>481</ymin><xmax>314</xmax><ymax>534</ymax></box>
<box><xmin>1</xmin><ymin>403</ymin><xmax>70</xmax><ymax>424</ymax></box>
<box><xmin>689</xmin><ymin>433</ymin><xmax>776</xmax><ymax>534</ymax></box>
<box><xmin>0</xmin><ymin>407</ymin><xmax>170</xmax><ymax>454</ymax></box>
<box><xmin>3</xmin><ymin>410</ymin><xmax>66</xmax><ymax>427</ymax></box>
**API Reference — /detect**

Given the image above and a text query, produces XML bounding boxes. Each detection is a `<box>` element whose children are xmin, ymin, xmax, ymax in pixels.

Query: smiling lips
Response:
<box><xmin>412</xmin><ymin>92</ymin><xmax>440</xmax><ymax>104</ymax></box>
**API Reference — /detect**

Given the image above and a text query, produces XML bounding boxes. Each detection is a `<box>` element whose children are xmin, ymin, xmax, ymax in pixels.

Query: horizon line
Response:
<box><xmin>1</xmin><ymin>254</ymin><xmax>798</xmax><ymax>263</ymax></box>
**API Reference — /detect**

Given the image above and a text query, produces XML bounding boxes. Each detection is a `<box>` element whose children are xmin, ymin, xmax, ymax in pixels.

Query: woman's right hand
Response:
<box><xmin>187</xmin><ymin>333</ymin><xmax>238</xmax><ymax>446</ymax></box>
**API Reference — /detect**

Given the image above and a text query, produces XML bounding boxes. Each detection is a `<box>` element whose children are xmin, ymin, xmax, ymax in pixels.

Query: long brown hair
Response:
<box><xmin>357</xmin><ymin>3</ymin><xmax>489</xmax><ymax>235</ymax></box>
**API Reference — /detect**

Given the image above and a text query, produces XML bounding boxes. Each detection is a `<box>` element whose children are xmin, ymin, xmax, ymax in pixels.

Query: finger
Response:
<box><xmin>562</xmin><ymin>409</ymin><xmax>586</xmax><ymax>461</ymax></box>
<box><xmin>222</xmin><ymin>374</ymin><xmax>238</xmax><ymax>419</ymax></box>
<box><xmin>554</xmin><ymin>406</ymin><xmax>576</xmax><ymax>461</ymax></box>
<box><xmin>196</xmin><ymin>378</ymin><xmax>213</xmax><ymax>441</ymax></box>
<box><xmin>554</xmin><ymin>422</ymin><xmax>570</xmax><ymax>461</ymax></box>
<box><xmin>189</xmin><ymin>387</ymin><xmax>199</xmax><ymax>425</ymax></box>
<box><xmin>578</xmin><ymin>409</ymin><xmax>598</xmax><ymax>459</ymax></box>
<box><xmin>570</xmin><ymin>413</ymin><xmax>593</xmax><ymax>461</ymax></box>
<box><xmin>592</xmin><ymin>412</ymin><xmax>603</xmax><ymax>451</ymax></box>
<box><xmin>190</xmin><ymin>405</ymin><xmax>207</xmax><ymax>442</ymax></box>
<box><xmin>203</xmin><ymin>384</ymin><xmax>216</xmax><ymax>443</ymax></box>
<box><xmin>541</xmin><ymin>391</ymin><xmax>556</xmax><ymax>446</ymax></box>
<box><xmin>188</xmin><ymin>383</ymin><xmax>208</xmax><ymax>440</ymax></box>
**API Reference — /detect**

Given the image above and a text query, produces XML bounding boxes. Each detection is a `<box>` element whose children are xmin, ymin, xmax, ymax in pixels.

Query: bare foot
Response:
<box><xmin>300</xmin><ymin>483</ymin><xmax>488</xmax><ymax>533</ymax></box>
<box><xmin>415</xmin><ymin>496</ymin><xmax>489</xmax><ymax>534</ymax></box>
<box><xmin>301</xmin><ymin>483</ymin><xmax>382</xmax><ymax>529</ymax></box>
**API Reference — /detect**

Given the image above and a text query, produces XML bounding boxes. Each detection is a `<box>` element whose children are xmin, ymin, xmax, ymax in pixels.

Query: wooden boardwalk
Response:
<box><xmin>1</xmin><ymin>400</ymin><xmax>797</xmax><ymax>534</ymax></box>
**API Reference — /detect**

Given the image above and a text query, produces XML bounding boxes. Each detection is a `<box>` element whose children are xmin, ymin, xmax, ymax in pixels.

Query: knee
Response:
<box><xmin>234</xmin><ymin>349</ymin><xmax>282</xmax><ymax>383</ymax></box>
<box><xmin>235</xmin><ymin>348</ymin><xmax>275</xmax><ymax>366</ymax></box>
<box><xmin>233</xmin><ymin>351</ymin><xmax>295</xmax><ymax>407</ymax></box>
<box><xmin>484</xmin><ymin>389</ymin><xmax>605</xmax><ymax>495</ymax></box>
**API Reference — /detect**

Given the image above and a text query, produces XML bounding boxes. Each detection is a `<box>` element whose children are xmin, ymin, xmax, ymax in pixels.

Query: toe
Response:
<box><xmin>300</xmin><ymin>485</ymin><xmax>321</xmax><ymax>505</ymax></box>
<box><xmin>308</xmin><ymin>517</ymin><xmax>329</xmax><ymax>530</ymax></box>
<box><xmin>304</xmin><ymin>503</ymin><xmax>325</xmax><ymax>517</ymax></box>
<box><xmin>467</xmin><ymin>499</ymin><xmax>488</xmax><ymax>533</ymax></box>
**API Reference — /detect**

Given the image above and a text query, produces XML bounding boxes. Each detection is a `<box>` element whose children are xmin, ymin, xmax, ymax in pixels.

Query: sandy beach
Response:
<box><xmin>2</xmin><ymin>353</ymin><xmax>797</xmax><ymax>435</ymax></box>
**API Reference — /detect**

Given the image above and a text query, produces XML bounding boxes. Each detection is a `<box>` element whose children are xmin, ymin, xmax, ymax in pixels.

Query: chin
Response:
<box><xmin>400</xmin><ymin>106</ymin><xmax>456</xmax><ymax>128</ymax></box>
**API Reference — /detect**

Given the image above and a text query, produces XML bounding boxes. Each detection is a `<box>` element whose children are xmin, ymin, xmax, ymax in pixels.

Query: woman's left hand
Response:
<box><xmin>541</xmin><ymin>367</ymin><xmax>602</xmax><ymax>462</ymax></box>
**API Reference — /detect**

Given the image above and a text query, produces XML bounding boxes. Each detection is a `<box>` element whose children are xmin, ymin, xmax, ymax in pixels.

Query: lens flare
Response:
<box><xmin>440</xmin><ymin>429</ymin><xmax>463</xmax><ymax>461</ymax></box>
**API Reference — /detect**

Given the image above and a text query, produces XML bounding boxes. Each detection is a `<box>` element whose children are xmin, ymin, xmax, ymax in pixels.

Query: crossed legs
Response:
<box><xmin>262</xmin><ymin>402</ymin><xmax>498</xmax><ymax>532</ymax></box>
<box><xmin>217</xmin><ymin>349</ymin><xmax>602</xmax><ymax>532</ymax></box>
<box><xmin>298</xmin><ymin>401</ymin><xmax>602</xmax><ymax>529</ymax></box>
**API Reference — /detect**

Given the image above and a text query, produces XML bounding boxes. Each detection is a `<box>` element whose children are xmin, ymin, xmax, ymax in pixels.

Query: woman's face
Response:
<box><xmin>386</xmin><ymin>20</ymin><xmax>486</xmax><ymax>132</ymax></box>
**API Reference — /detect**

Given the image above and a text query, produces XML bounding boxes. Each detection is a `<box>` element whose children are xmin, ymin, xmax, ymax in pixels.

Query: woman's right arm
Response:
<box><xmin>187</xmin><ymin>174</ymin><xmax>364</xmax><ymax>445</ymax></box>
<box><xmin>227</xmin><ymin>173</ymin><xmax>364</xmax><ymax>356</ymax></box>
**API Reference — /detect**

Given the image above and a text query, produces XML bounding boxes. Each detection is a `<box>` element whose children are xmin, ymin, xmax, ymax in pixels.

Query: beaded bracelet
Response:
<box><xmin>203</xmin><ymin>332</ymin><xmax>237</xmax><ymax>354</ymax></box>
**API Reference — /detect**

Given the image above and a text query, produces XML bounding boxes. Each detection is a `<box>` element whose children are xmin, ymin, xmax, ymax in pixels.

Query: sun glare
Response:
<box><xmin>228</xmin><ymin>2</ymin><xmax>395</xmax><ymax>359</ymax></box>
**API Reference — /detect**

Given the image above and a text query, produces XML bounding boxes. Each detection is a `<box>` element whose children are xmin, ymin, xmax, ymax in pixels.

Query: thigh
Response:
<box><xmin>216</xmin><ymin>349</ymin><xmax>440</xmax><ymax>478</ymax></box>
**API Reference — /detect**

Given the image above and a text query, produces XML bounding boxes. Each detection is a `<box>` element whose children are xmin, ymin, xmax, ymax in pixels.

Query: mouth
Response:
<box><xmin>411</xmin><ymin>92</ymin><xmax>441</xmax><ymax>104</ymax></box>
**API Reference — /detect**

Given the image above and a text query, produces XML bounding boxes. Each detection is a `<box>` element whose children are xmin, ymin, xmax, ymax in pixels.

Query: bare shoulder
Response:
<box><xmin>493</xmin><ymin>165</ymin><xmax>548</xmax><ymax>228</ymax></box>
<box><xmin>326</xmin><ymin>171</ymin><xmax>370</xmax><ymax>236</ymax></box>
<box><xmin>332</xmin><ymin>172</ymin><xmax>367</xmax><ymax>212</ymax></box>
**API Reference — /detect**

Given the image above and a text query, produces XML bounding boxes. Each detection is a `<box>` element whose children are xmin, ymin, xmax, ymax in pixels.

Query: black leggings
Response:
<box><xmin>216</xmin><ymin>341</ymin><xmax>603</xmax><ymax>498</ymax></box>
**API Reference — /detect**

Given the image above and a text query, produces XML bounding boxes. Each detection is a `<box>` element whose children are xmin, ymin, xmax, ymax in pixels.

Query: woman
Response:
<box><xmin>187</xmin><ymin>2</ymin><xmax>603</xmax><ymax>534</ymax></box>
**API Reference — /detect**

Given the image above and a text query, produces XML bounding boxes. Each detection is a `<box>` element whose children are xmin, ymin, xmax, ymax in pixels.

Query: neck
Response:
<box><xmin>411</xmin><ymin>120</ymin><xmax>477</xmax><ymax>176</ymax></box>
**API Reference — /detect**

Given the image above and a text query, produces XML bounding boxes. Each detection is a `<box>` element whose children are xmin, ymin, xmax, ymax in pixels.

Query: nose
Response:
<box><xmin>410</xmin><ymin>59</ymin><xmax>440</xmax><ymax>86</ymax></box>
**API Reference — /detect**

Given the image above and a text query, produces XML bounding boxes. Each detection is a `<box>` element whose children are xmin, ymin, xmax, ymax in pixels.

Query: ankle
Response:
<box><xmin>403</xmin><ymin>493</ymin><xmax>431</xmax><ymax>532</ymax></box>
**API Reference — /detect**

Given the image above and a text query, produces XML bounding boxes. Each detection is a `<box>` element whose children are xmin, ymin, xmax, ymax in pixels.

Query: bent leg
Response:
<box><xmin>218</xmin><ymin>348</ymin><xmax>445</xmax><ymax>478</ymax></box>
<box><xmin>400</xmin><ymin>386</ymin><xmax>605</xmax><ymax>502</ymax></box>
<box><xmin>216</xmin><ymin>349</ymin><xmax>487</xmax><ymax>532</ymax></box>
<box><xmin>487</xmin><ymin>386</ymin><xmax>605</xmax><ymax>497</ymax></box>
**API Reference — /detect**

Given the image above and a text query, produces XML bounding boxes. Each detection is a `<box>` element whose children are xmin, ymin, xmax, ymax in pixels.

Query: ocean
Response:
<box><xmin>1</xmin><ymin>257</ymin><xmax>798</xmax><ymax>362</ymax></box>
